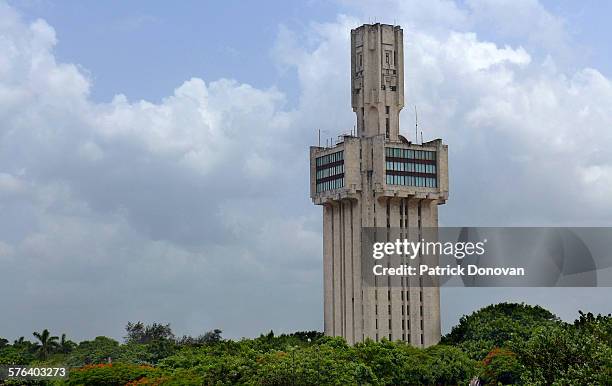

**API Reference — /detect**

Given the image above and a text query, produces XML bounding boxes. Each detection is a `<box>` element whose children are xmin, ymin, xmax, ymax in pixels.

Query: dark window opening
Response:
<box><xmin>386</xmin><ymin>118</ymin><xmax>390</xmax><ymax>138</ymax></box>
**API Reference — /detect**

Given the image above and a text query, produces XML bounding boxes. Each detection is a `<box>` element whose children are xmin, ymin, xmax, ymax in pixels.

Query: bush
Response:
<box><xmin>66</xmin><ymin>363</ymin><xmax>160</xmax><ymax>386</ymax></box>
<box><xmin>480</xmin><ymin>347</ymin><xmax>523</xmax><ymax>385</ymax></box>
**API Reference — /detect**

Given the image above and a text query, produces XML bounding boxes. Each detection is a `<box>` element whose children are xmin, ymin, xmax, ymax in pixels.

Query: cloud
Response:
<box><xmin>1</xmin><ymin>0</ymin><xmax>611</xmax><ymax>341</ymax></box>
<box><xmin>0</xmin><ymin>1</ymin><xmax>320</xmax><ymax>340</ymax></box>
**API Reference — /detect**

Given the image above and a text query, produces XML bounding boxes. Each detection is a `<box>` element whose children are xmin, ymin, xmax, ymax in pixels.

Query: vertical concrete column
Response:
<box><xmin>407</xmin><ymin>198</ymin><xmax>422</xmax><ymax>346</ymax></box>
<box><xmin>331</xmin><ymin>202</ymin><xmax>343</xmax><ymax>336</ymax></box>
<box><xmin>350</xmin><ymin>199</ymin><xmax>363</xmax><ymax>343</ymax></box>
<box><xmin>340</xmin><ymin>200</ymin><xmax>353</xmax><ymax>344</ymax></box>
<box><xmin>388</xmin><ymin>198</ymin><xmax>403</xmax><ymax>341</ymax></box>
<box><xmin>374</xmin><ymin>196</ymin><xmax>389</xmax><ymax>340</ymax></box>
<box><xmin>420</xmin><ymin>199</ymin><xmax>441</xmax><ymax>346</ymax></box>
<box><xmin>323</xmin><ymin>204</ymin><xmax>334</xmax><ymax>337</ymax></box>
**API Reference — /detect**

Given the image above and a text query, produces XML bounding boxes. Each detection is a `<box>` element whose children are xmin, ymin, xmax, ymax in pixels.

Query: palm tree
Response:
<box><xmin>59</xmin><ymin>333</ymin><xmax>76</xmax><ymax>353</ymax></box>
<box><xmin>33</xmin><ymin>329</ymin><xmax>59</xmax><ymax>360</ymax></box>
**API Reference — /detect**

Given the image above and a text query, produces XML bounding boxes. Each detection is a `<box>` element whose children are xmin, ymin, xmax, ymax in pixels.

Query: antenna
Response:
<box><xmin>414</xmin><ymin>105</ymin><xmax>418</xmax><ymax>144</ymax></box>
<box><xmin>421</xmin><ymin>131</ymin><xmax>423</xmax><ymax>145</ymax></box>
<box><xmin>318</xmin><ymin>129</ymin><xmax>321</xmax><ymax>147</ymax></box>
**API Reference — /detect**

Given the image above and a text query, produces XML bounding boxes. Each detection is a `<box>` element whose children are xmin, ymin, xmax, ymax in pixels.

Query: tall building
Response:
<box><xmin>309</xmin><ymin>23</ymin><xmax>449</xmax><ymax>346</ymax></box>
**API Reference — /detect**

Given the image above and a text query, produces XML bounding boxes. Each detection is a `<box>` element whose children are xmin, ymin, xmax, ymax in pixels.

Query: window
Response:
<box><xmin>315</xmin><ymin>151</ymin><xmax>345</xmax><ymax>192</ymax></box>
<box><xmin>384</xmin><ymin>147</ymin><xmax>437</xmax><ymax>188</ymax></box>
<box><xmin>359</xmin><ymin>54</ymin><xmax>363</xmax><ymax>67</ymax></box>
<box><xmin>385</xmin><ymin>52</ymin><xmax>390</xmax><ymax>64</ymax></box>
<box><xmin>385</xmin><ymin>106</ymin><xmax>390</xmax><ymax>114</ymax></box>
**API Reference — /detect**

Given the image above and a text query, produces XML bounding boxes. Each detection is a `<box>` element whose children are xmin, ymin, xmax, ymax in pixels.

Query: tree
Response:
<box><xmin>125</xmin><ymin>322</ymin><xmax>175</xmax><ymax>344</ymax></box>
<box><xmin>124</xmin><ymin>322</ymin><xmax>177</xmax><ymax>364</ymax></box>
<box><xmin>200</xmin><ymin>328</ymin><xmax>223</xmax><ymax>344</ymax></box>
<box><xmin>60</xmin><ymin>333</ymin><xmax>77</xmax><ymax>354</ymax></box>
<box><xmin>511</xmin><ymin>313</ymin><xmax>612</xmax><ymax>385</ymax></box>
<box><xmin>32</xmin><ymin>329</ymin><xmax>59</xmax><ymax>360</ymax></box>
<box><xmin>441</xmin><ymin>302</ymin><xmax>560</xmax><ymax>360</ymax></box>
<box><xmin>480</xmin><ymin>347</ymin><xmax>523</xmax><ymax>385</ymax></box>
<box><xmin>177</xmin><ymin>329</ymin><xmax>223</xmax><ymax>347</ymax></box>
<box><xmin>67</xmin><ymin>336</ymin><xmax>121</xmax><ymax>366</ymax></box>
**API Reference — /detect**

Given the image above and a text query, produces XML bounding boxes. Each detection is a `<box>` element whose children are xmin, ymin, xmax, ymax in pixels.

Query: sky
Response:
<box><xmin>1</xmin><ymin>0</ymin><xmax>611</xmax><ymax>342</ymax></box>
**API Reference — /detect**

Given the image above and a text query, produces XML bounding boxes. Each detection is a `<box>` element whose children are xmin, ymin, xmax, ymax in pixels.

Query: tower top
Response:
<box><xmin>351</xmin><ymin>23</ymin><xmax>404</xmax><ymax>140</ymax></box>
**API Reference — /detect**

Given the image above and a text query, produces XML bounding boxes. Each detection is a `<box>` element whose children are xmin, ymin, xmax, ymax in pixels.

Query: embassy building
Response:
<box><xmin>309</xmin><ymin>23</ymin><xmax>449</xmax><ymax>346</ymax></box>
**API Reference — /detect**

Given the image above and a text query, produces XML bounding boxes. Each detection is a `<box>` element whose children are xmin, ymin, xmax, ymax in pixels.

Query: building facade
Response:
<box><xmin>309</xmin><ymin>23</ymin><xmax>449</xmax><ymax>346</ymax></box>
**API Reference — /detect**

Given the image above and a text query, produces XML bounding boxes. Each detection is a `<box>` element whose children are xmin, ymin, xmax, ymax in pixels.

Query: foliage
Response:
<box><xmin>0</xmin><ymin>304</ymin><xmax>609</xmax><ymax>385</ymax></box>
<box><xmin>66</xmin><ymin>363</ymin><xmax>160</xmax><ymax>386</ymax></box>
<box><xmin>125</xmin><ymin>322</ymin><xmax>174</xmax><ymax>345</ymax></box>
<box><xmin>60</xmin><ymin>333</ymin><xmax>77</xmax><ymax>354</ymax></box>
<box><xmin>123</xmin><ymin>322</ymin><xmax>177</xmax><ymax>364</ymax></box>
<box><xmin>511</xmin><ymin>312</ymin><xmax>612</xmax><ymax>385</ymax></box>
<box><xmin>441</xmin><ymin>302</ymin><xmax>560</xmax><ymax>360</ymax></box>
<box><xmin>67</xmin><ymin>336</ymin><xmax>122</xmax><ymax>366</ymax></box>
<box><xmin>480</xmin><ymin>347</ymin><xmax>523</xmax><ymax>385</ymax></box>
<box><xmin>33</xmin><ymin>329</ymin><xmax>60</xmax><ymax>360</ymax></box>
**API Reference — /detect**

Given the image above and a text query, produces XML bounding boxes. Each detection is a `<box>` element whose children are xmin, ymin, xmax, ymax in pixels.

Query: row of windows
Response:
<box><xmin>385</xmin><ymin>147</ymin><xmax>436</xmax><ymax>161</ymax></box>
<box><xmin>386</xmin><ymin>174</ymin><xmax>437</xmax><ymax>188</ymax></box>
<box><xmin>316</xmin><ymin>164</ymin><xmax>344</xmax><ymax>179</ymax></box>
<box><xmin>316</xmin><ymin>177</ymin><xmax>344</xmax><ymax>193</ymax></box>
<box><xmin>386</xmin><ymin>161</ymin><xmax>436</xmax><ymax>174</ymax></box>
<box><xmin>315</xmin><ymin>150</ymin><xmax>343</xmax><ymax>167</ymax></box>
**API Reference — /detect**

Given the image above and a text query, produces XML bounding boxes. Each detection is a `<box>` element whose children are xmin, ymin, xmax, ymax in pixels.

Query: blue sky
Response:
<box><xmin>1</xmin><ymin>0</ymin><xmax>611</xmax><ymax>341</ymax></box>
<box><xmin>11</xmin><ymin>0</ymin><xmax>612</xmax><ymax>105</ymax></box>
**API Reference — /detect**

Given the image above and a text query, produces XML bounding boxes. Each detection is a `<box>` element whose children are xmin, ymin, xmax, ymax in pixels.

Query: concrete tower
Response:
<box><xmin>309</xmin><ymin>23</ymin><xmax>449</xmax><ymax>346</ymax></box>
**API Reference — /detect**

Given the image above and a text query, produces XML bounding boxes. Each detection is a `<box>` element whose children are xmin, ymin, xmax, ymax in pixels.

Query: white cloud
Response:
<box><xmin>1</xmin><ymin>0</ymin><xmax>611</xmax><ymax>341</ymax></box>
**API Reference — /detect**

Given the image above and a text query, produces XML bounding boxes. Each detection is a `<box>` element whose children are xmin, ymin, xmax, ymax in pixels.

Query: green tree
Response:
<box><xmin>124</xmin><ymin>322</ymin><xmax>175</xmax><ymax>344</ymax></box>
<box><xmin>511</xmin><ymin>313</ymin><xmax>612</xmax><ymax>385</ymax></box>
<box><xmin>32</xmin><ymin>329</ymin><xmax>59</xmax><ymax>360</ymax></box>
<box><xmin>67</xmin><ymin>336</ymin><xmax>121</xmax><ymax>366</ymax></box>
<box><xmin>441</xmin><ymin>302</ymin><xmax>560</xmax><ymax>360</ymax></box>
<box><xmin>124</xmin><ymin>322</ymin><xmax>177</xmax><ymax>364</ymax></box>
<box><xmin>480</xmin><ymin>347</ymin><xmax>523</xmax><ymax>385</ymax></box>
<box><xmin>60</xmin><ymin>333</ymin><xmax>77</xmax><ymax>354</ymax></box>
